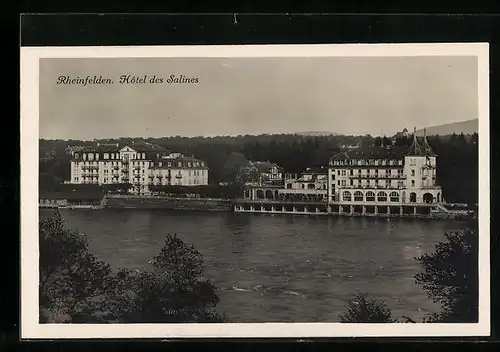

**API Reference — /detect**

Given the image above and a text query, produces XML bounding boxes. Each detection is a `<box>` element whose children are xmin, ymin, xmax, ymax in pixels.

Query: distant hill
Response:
<box><xmin>295</xmin><ymin>131</ymin><xmax>339</xmax><ymax>136</ymax></box>
<box><xmin>415</xmin><ymin>119</ymin><xmax>478</xmax><ymax>136</ymax></box>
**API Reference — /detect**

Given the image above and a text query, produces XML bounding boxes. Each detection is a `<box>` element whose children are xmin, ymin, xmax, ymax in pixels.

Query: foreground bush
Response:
<box><xmin>415</xmin><ymin>227</ymin><xmax>479</xmax><ymax>323</ymax></box>
<box><xmin>39</xmin><ymin>212</ymin><xmax>225</xmax><ymax>323</ymax></box>
<box><xmin>339</xmin><ymin>293</ymin><xmax>395</xmax><ymax>323</ymax></box>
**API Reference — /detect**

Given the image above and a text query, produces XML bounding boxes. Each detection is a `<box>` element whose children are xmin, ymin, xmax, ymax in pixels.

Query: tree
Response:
<box><xmin>339</xmin><ymin>293</ymin><xmax>395</xmax><ymax>323</ymax></box>
<box><xmin>414</xmin><ymin>225</ymin><xmax>478</xmax><ymax>323</ymax></box>
<box><xmin>106</xmin><ymin>234</ymin><xmax>225</xmax><ymax>323</ymax></box>
<box><xmin>39</xmin><ymin>213</ymin><xmax>226</xmax><ymax>323</ymax></box>
<box><xmin>222</xmin><ymin>152</ymin><xmax>248</xmax><ymax>182</ymax></box>
<box><xmin>39</xmin><ymin>211</ymin><xmax>112</xmax><ymax>323</ymax></box>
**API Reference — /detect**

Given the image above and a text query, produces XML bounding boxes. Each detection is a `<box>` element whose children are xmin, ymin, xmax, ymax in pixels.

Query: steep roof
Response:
<box><xmin>330</xmin><ymin>146</ymin><xmax>410</xmax><ymax>161</ymax></box>
<box><xmin>408</xmin><ymin>127</ymin><xmax>436</xmax><ymax>157</ymax></box>
<box><xmin>302</xmin><ymin>166</ymin><xmax>328</xmax><ymax>175</ymax></box>
<box><xmin>248</xmin><ymin>161</ymin><xmax>282</xmax><ymax>173</ymax></box>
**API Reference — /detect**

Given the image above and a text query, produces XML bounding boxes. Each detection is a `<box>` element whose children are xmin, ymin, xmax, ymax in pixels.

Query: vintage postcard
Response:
<box><xmin>20</xmin><ymin>43</ymin><xmax>490</xmax><ymax>338</ymax></box>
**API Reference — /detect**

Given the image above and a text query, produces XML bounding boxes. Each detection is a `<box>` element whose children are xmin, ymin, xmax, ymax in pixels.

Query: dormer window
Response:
<box><xmin>74</xmin><ymin>153</ymin><xmax>79</xmax><ymax>159</ymax></box>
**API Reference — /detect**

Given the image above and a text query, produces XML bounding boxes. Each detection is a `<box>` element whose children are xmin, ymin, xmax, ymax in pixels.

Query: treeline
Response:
<box><xmin>39</xmin><ymin>132</ymin><xmax>478</xmax><ymax>204</ymax></box>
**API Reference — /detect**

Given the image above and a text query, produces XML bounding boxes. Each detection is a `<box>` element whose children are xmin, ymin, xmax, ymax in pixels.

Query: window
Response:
<box><xmin>337</xmin><ymin>180</ymin><xmax>340</xmax><ymax>186</ymax></box>
<box><xmin>350</xmin><ymin>179</ymin><xmax>353</xmax><ymax>186</ymax></box>
<box><xmin>411</xmin><ymin>180</ymin><xmax>415</xmax><ymax>187</ymax></box>
<box><xmin>366</xmin><ymin>191</ymin><xmax>375</xmax><ymax>201</ymax></box>
<box><xmin>331</xmin><ymin>174</ymin><xmax>335</xmax><ymax>180</ymax></box>
<box><xmin>337</xmin><ymin>170</ymin><xmax>340</xmax><ymax>176</ymax></box>
<box><xmin>411</xmin><ymin>169</ymin><xmax>415</xmax><ymax>176</ymax></box>
<box><xmin>178</xmin><ymin>162</ymin><xmax>182</xmax><ymax>167</ymax></box>
<box><xmin>354</xmin><ymin>191</ymin><xmax>363</xmax><ymax>202</ymax></box>
<box><xmin>377</xmin><ymin>191</ymin><xmax>387</xmax><ymax>202</ymax></box>
<box><xmin>342</xmin><ymin>191</ymin><xmax>352</xmax><ymax>201</ymax></box>
<box><xmin>390</xmin><ymin>192</ymin><xmax>399</xmax><ymax>202</ymax></box>
<box><xmin>350</xmin><ymin>169</ymin><xmax>353</xmax><ymax>176</ymax></box>
<box><xmin>74</xmin><ymin>153</ymin><xmax>79</xmax><ymax>159</ymax></box>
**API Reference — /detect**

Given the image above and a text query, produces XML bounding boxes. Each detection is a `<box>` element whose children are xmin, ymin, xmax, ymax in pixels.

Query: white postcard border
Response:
<box><xmin>20</xmin><ymin>43</ymin><xmax>490</xmax><ymax>339</ymax></box>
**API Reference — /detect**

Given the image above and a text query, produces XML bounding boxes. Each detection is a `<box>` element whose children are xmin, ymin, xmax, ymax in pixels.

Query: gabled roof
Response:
<box><xmin>247</xmin><ymin>161</ymin><xmax>282</xmax><ymax>173</ymax></box>
<box><xmin>302</xmin><ymin>166</ymin><xmax>328</xmax><ymax>175</ymax></box>
<box><xmin>330</xmin><ymin>146</ymin><xmax>410</xmax><ymax>161</ymax></box>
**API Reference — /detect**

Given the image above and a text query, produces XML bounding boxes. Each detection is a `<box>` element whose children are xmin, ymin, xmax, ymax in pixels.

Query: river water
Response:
<box><xmin>51</xmin><ymin>208</ymin><xmax>466</xmax><ymax>323</ymax></box>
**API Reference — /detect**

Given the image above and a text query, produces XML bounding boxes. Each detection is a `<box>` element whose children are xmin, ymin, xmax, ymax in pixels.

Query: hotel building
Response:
<box><xmin>279</xmin><ymin>167</ymin><xmax>328</xmax><ymax>202</ymax></box>
<box><xmin>327</xmin><ymin>128</ymin><xmax>443</xmax><ymax>215</ymax></box>
<box><xmin>69</xmin><ymin>141</ymin><xmax>209</xmax><ymax>194</ymax></box>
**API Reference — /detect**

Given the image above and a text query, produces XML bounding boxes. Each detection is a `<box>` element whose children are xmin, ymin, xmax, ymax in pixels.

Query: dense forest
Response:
<box><xmin>39</xmin><ymin>132</ymin><xmax>478</xmax><ymax>204</ymax></box>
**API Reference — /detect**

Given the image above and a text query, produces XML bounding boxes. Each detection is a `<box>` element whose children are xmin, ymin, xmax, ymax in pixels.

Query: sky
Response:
<box><xmin>39</xmin><ymin>56</ymin><xmax>478</xmax><ymax>140</ymax></box>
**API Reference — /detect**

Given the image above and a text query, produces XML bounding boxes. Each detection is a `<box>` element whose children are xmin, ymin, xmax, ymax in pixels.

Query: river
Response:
<box><xmin>50</xmin><ymin>208</ymin><xmax>467</xmax><ymax>323</ymax></box>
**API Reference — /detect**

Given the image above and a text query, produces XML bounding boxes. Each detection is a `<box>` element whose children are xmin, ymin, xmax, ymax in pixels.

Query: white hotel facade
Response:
<box><xmin>327</xmin><ymin>129</ymin><xmax>443</xmax><ymax>214</ymax></box>
<box><xmin>69</xmin><ymin>141</ymin><xmax>209</xmax><ymax>194</ymax></box>
<box><xmin>235</xmin><ymin>128</ymin><xmax>445</xmax><ymax>216</ymax></box>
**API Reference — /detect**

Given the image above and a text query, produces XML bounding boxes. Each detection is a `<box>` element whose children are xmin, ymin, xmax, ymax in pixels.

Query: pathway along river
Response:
<box><xmin>51</xmin><ymin>208</ymin><xmax>467</xmax><ymax>323</ymax></box>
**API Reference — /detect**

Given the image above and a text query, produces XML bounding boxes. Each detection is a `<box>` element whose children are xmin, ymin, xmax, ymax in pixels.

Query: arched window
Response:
<box><xmin>74</xmin><ymin>153</ymin><xmax>79</xmax><ymax>159</ymax></box>
<box><xmin>409</xmin><ymin>192</ymin><xmax>417</xmax><ymax>203</ymax></box>
<box><xmin>307</xmin><ymin>183</ymin><xmax>315</xmax><ymax>189</ymax></box>
<box><xmin>423</xmin><ymin>193</ymin><xmax>434</xmax><ymax>204</ymax></box>
<box><xmin>354</xmin><ymin>191</ymin><xmax>364</xmax><ymax>202</ymax></box>
<box><xmin>390</xmin><ymin>192</ymin><xmax>400</xmax><ymax>202</ymax></box>
<box><xmin>377</xmin><ymin>191</ymin><xmax>387</xmax><ymax>202</ymax></box>
<box><xmin>256</xmin><ymin>190</ymin><xmax>264</xmax><ymax>199</ymax></box>
<box><xmin>342</xmin><ymin>191</ymin><xmax>352</xmax><ymax>202</ymax></box>
<box><xmin>366</xmin><ymin>191</ymin><xmax>375</xmax><ymax>201</ymax></box>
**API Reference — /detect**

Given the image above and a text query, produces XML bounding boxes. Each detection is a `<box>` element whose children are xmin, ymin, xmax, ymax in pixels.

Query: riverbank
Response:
<box><xmin>103</xmin><ymin>194</ymin><xmax>232</xmax><ymax>211</ymax></box>
<box><xmin>39</xmin><ymin>194</ymin><xmax>473</xmax><ymax>220</ymax></box>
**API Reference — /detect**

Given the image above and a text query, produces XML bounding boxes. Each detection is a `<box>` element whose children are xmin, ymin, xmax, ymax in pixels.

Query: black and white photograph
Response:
<box><xmin>20</xmin><ymin>44</ymin><xmax>490</xmax><ymax>338</ymax></box>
